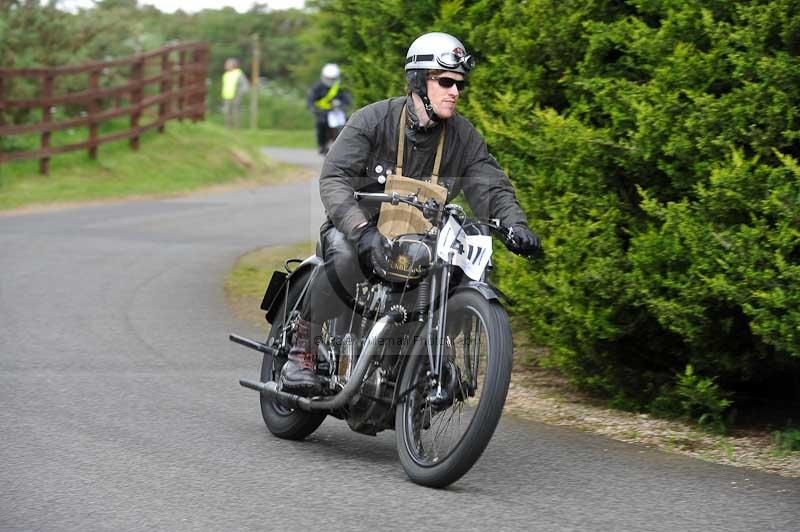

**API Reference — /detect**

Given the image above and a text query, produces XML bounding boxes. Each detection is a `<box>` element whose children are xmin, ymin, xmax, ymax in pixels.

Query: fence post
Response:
<box><xmin>177</xmin><ymin>50</ymin><xmax>186</xmax><ymax>121</ymax></box>
<box><xmin>190</xmin><ymin>46</ymin><xmax>204</xmax><ymax>123</ymax></box>
<box><xmin>250</xmin><ymin>35</ymin><xmax>260</xmax><ymax>129</ymax></box>
<box><xmin>197</xmin><ymin>45</ymin><xmax>208</xmax><ymax>121</ymax></box>
<box><xmin>158</xmin><ymin>51</ymin><xmax>171</xmax><ymax>133</ymax></box>
<box><xmin>88</xmin><ymin>69</ymin><xmax>100</xmax><ymax>159</ymax></box>
<box><xmin>0</xmin><ymin>75</ymin><xmax>5</xmax><ymax>127</ymax></box>
<box><xmin>40</xmin><ymin>74</ymin><xmax>54</xmax><ymax>175</ymax></box>
<box><xmin>198</xmin><ymin>44</ymin><xmax>210</xmax><ymax>120</ymax></box>
<box><xmin>129</xmin><ymin>58</ymin><xmax>144</xmax><ymax>150</ymax></box>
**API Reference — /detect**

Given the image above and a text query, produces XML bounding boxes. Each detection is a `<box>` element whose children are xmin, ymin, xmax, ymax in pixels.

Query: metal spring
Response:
<box><xmin>415</xmin><ymin>278</ymin><xmax>430</xmax><ymax>320</ymax></box>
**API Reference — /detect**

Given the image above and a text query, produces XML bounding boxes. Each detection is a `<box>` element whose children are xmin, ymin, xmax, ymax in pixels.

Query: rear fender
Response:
<box><xmin>261</xmin><ymin>255</ymin><xmax>322</xmax><ymax>324</ymax></box>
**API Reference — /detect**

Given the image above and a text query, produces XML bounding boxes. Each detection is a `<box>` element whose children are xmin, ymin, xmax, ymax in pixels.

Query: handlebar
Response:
<box><xmin>354</xmin><ymin>191</ymin><xmax>442</xmax><ymax>221</ymax></box>
<box><xmin>354</xmin><ymin>191</ymin><xmax>423</xmax><ymax>207</ymax></box>
<box><xmin>353</xmin><ymin>191</ymin><xmax>542</xmax><ymax>259</ymax></box>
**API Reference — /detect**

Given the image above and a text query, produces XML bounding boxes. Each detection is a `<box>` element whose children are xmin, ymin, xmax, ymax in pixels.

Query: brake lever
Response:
<box><xmin>481</xmin><ymin>218</ymin><xmax>513</xmax><ymax>241</ymax></box>
<box><xmin>507</xmin><ymin>224</ymin><xmax>517</xmax><ymax>243</ymax></box>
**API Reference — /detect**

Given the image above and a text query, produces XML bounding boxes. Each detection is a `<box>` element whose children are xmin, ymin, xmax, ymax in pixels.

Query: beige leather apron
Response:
<box><xmin>377</xmin><ymin>105</ymin><xmax>449</xmax><ymax>239</ymax></box>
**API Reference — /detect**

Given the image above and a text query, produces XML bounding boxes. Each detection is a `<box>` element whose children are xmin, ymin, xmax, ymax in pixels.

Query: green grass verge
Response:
<box><xmin>0</xmin><ymin>121</ymin><xmax>315</xmax><ymax>211</ymax></box>
<box><xmin>225</xmin><ymin>241</ymin><xmax>316</xmax><ymax>324</ymax></box>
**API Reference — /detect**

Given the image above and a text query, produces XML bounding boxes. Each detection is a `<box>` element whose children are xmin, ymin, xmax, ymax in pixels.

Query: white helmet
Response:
<box><xmin>405</xmin><ymin>32</ymin><xmax>475</xmax><ymax>74</ymax></box>
<box><xmin>321</xmin><ymin>63</ymin><xmax>341</xmax><ymax>81</ymax></box>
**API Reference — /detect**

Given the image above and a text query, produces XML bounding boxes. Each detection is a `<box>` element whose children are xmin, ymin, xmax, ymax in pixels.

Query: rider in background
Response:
<box><xmin>281</xmin><ymin>32</ymin><xmax>541</xmax><ymax>396</ymax></box>
<box><xmin>307</xmin><ymin>63</ymin><xmax>352</xmax><ymax>155</ymax></box>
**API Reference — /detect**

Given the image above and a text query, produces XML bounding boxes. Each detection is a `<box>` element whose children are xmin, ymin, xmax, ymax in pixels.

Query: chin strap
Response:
<box><xmin>407</xmin><ymin>70</ymin><xmax>441</xmax><ymax>124</ymax></box>
<box><xmin>421</xmin><ymin>95</ymin><xmax>440</xmax><ymax>123</ymax></box>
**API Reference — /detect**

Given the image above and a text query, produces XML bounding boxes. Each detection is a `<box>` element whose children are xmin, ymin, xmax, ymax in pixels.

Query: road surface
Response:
<box><xmin>1</xmin><ymin>148</ymin><xmax>797</xmax><ymax>531</ymax></box>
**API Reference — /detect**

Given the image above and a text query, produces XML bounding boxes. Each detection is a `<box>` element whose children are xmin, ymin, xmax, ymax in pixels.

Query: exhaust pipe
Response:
<box><xmin>239</xmin><ymin>379</ymin><xmax>311</xmax><ymax>410</ymax></box>
<box><xmin>239</xmin><ymin>309</ymin><xmax>405</xmax><ymax>412</ymax></box>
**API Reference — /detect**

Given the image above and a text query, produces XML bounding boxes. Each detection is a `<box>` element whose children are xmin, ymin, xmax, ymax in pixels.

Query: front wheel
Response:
<box><xmin>395</xmin><ymin>290</ymin><xmax>513</xmax><ymax>488</ymax></box>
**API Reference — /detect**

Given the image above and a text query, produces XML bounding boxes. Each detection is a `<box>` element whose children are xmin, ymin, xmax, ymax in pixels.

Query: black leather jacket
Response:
<box><xmin>320</xmin><ymin>96</ymin><xmax>529</xmax><ymax>241</ymax></box>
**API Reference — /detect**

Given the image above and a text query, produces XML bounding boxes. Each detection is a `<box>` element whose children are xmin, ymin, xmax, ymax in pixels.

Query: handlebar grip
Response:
<box><xmin>353</xmin><ymin>192</ymin><xmax>392</xmax><ymax>204</ymax></box>
<box><xmin>506</xmin><ymin>238</ymin><xmax>545</xmax><ymax>259</ymax></box>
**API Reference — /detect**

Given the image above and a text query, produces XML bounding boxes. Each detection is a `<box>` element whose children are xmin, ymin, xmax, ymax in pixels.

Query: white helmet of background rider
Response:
<box><xmin>405</xmin><ymin>32</ymin><xmax>475</xmax><ymax>121</ymax></box>
<box><xmin>321</xmin><ymin>63</ymin><xmax>341</xmax><ymax>86</ymax></box>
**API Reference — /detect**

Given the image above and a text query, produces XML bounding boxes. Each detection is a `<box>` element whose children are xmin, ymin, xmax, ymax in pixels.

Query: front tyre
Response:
<box><xmin>259</xmin><ymin>271</ymin><xmax>326</xmax><ymax>440</ymax></box>
<box><xmin>395</xmin><ymin>290</ymin><xmax>513</xmax><ymax>488</ymax></box>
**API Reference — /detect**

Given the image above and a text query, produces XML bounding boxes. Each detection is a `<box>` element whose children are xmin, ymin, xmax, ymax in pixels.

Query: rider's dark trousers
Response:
<box><xmin>301</xmin><ymin>225</ymin><xmax>366</xmax><ymax>324</ymax></box>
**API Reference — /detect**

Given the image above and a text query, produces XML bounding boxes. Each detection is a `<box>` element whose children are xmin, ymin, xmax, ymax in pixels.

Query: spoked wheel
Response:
<box><xmin>259</xmin><ymin>270</ymin><xmax>326</xmax><ymax>440</ymax></box>
<box><xmin>395</xmin><ymin>290</ymin><xmax>513</xmax><ymax>488</ymax></box>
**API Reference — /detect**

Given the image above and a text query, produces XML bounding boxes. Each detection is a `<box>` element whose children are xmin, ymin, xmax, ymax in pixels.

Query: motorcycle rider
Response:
<box><xmin>308</xmin><ymin>63</ymin><xmax>352</xmax><ymax>155</ymax></box>
<box><xmin>281</xmin><ymin>32</ymin><xmax>541</xmax><ymax>396</ymax></box>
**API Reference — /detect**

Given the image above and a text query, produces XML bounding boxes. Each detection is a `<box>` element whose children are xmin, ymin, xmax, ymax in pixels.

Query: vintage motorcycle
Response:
<box><xmin>230</xmin><ymin>190</ymin><xmax>535</xmax><ymax>487</ymax></box>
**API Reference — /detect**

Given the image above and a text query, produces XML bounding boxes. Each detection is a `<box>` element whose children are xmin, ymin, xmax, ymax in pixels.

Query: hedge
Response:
<box><xmin>316</xmin><ymin>0</ymin><xmax>800</xmax><ymax>419</ymax></box>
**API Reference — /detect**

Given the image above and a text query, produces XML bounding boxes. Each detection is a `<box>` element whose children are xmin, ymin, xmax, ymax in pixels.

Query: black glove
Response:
<box><xmin>506</xmin><ymin>225</ymin><xmax>543</xmax><ymax>257</ymax></box>
<box><xmin>352</xmin><ymin>223</ymin><xmax>390</xmax><ymax>276</ymax></box>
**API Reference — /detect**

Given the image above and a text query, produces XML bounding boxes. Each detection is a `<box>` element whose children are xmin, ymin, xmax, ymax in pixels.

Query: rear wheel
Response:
<box><xmin>260</xmin><ymin>270</ymin><xmax>326</xmax><ymax>440</ymax></box>
<box><xmin>395</xmin><ymin>290</ymin><xmax>513</xmax><ymax>487</ymax></box>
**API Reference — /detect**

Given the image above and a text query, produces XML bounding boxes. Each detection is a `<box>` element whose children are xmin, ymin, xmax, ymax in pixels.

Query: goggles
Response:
<box><xmin>428</xmin><ymin>76</ymin><xmax>466</xmax><ymax>91</ymax></box>
<box><xmin>405</xmin><ymin>52</ymin><xmax>476</xmax><ymax>72</ymax></box>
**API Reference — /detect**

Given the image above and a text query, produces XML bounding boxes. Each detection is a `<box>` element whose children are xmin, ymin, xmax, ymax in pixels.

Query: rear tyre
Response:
<box><xmin>259</xmin><ymin>270</ymin><xmax>326</xmax><ymax>440</ymax></box>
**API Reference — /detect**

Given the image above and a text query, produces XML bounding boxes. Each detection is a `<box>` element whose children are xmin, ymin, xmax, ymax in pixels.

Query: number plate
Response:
<box><xmin>436</xmin><ymin>215</ymin><xmax>493</xmax><ymax>280</ymax></box>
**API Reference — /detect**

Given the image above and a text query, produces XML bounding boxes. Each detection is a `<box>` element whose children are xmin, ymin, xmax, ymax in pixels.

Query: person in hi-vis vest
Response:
<box><xmin>221</xmin><ymin>58</ymin><xmax>249</xmax><ymax>129</ymax></box>
<box><xmin>307</xmin><ymin>63</ymin><xmax>352</xmax><ymax>155</ymax></box>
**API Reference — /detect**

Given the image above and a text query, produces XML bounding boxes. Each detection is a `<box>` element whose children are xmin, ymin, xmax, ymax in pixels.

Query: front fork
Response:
<box><xmin>426</xmin><ymin>250</ymin><xmax>455</xmax><ymax>403</ymax></box>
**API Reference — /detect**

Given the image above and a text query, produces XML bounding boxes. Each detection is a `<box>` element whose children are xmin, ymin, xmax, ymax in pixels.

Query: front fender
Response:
<box><xmin>455</xmin><ymin>280</ymin><xmax>514</xmax><ymax>307</ymax></box>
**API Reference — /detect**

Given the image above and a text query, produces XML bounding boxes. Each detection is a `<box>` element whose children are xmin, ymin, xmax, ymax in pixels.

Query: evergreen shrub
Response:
<box><xmin>317</xmin><ymin>0</ymin><xmax>800</xmax><ymax>417</ymax></box>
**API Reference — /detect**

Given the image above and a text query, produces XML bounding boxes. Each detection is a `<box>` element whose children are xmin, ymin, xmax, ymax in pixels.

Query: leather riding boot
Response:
<box><xmin>280</xmin><ymin>318</ymin><xmax>323</xmax><ymax>396</ymax></box>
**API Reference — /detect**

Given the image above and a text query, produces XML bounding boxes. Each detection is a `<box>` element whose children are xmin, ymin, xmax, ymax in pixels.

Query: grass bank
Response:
<box><xmin>224</xmin><ymin>241</ymin><xmax>316</xmax><ymax>323</ymax></box>
<box><xmin>0</xmin><ymin>121</ymin><xmax>315</xmax><ymax>212</ymax></box>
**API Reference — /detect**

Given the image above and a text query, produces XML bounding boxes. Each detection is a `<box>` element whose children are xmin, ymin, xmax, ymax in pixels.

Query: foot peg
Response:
<box><xmin>229</xmin><ymin>334</ymin><xmax>277</xmax><ymax>356</ymax></box>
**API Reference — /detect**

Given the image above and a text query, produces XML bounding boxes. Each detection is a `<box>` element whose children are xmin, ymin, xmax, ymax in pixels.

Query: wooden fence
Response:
<box><xmin>0</xmin><ymin>42</ymin><xmax>209</xmax><ymax>174</ymax></box>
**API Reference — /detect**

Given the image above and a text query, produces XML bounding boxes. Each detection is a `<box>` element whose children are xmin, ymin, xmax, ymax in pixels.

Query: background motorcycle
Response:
<box><xmin>318</xmin><ymin>100</ymin><xmax>347</xmax><ymax>155</ymax></box>
<box><xmin>231</xmin><ymin>191</ymin><xmax>537</xmax><ymax>487</ymax></box>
